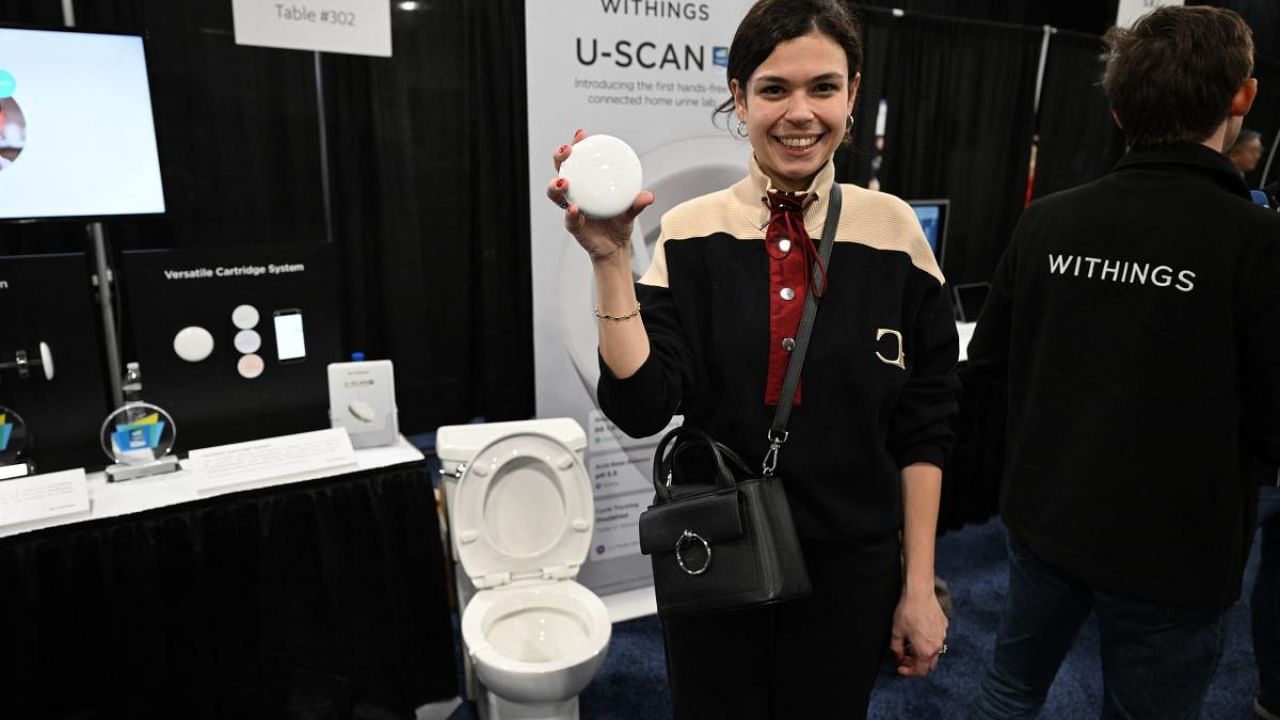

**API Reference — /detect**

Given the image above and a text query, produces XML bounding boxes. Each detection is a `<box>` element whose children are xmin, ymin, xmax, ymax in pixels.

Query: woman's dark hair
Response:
<box><xmin>1102</xmin><ymin>6</ymin><xmax>1253</xmax><ymax>148</ymax></box>
<box><xmin>713</xmin><ymin>0</ymin><xmax>863</xmax><ymax>123</ymax></box>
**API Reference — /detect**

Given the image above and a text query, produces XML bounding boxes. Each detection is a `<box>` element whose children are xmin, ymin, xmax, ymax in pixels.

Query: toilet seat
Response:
<box><xmin>453</xmin><ymin>432</ymin><xmax>594</xmax><ymax>589</ymax></box>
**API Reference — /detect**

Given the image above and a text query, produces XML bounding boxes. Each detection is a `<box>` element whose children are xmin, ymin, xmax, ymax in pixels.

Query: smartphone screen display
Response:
<box><xmin>273</xmin><ymin>309</ymin><xmax>307</xmax><ymax>363</ymax></box>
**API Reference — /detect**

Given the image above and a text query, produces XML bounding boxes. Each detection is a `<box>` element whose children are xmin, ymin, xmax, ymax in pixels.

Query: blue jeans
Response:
<box><xmin>1254</xmin><ymin>484</ymin><xmax>1280</xmax><ymax>708</ymax></box>
<box><xmin>972</xmin><ymin>533</ymin><xmax>1226</xmax><ymax>720</ymax></box>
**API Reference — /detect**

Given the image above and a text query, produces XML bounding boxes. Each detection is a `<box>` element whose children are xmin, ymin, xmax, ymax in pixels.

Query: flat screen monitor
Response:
<box><xmin>907</xmin><ymin>199</ymin><xmax>949</xmax><ymax>264</ymax></box>
<box><xmin>0</xmin><ymin>26</ymin><xmax>164</xmax><ymax>221</ymax></box>
<box><xmin>952</xmin><ymin>281</ymin><xmax>991</xmax><ymax>324</ymax></box>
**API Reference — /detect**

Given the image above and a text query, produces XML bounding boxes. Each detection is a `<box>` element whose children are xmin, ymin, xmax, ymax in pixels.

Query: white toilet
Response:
<box><xmin>437</xmin><ymin>418</ymin><xmax>611</xmax><ymax>720</ymax></box>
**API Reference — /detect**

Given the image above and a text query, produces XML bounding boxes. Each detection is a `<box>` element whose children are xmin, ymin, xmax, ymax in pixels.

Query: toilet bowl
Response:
<box><xmin>437</xmin><ymin>419</ymin><xmax>611</xmax><ymax>720</ymax></box>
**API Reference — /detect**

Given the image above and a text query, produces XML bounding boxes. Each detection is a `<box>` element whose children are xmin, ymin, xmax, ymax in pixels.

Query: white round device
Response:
<box><xmin>234</xmin><ymin>329</ymin><xmax>262</xmax><ymax>354</ymax></box>
<box><xmin>173</xmin><ymin>326</ymin><xmax>215</xmax><ymax>363</ymax></box>
<box><xmin>237</xmin><ymin>353</ymin><xmax>264</xmax><ymax>379</ymax></box>
<box><xmin>558</xmin><ymin>134</ymin><xmax>643</xmax><ymax>220</ymax></box>
<box><xmin>348</xmin><ymin>399</ymin><xmax>376</xmax><ymax>423</ymax></box>
<box><xmin>232</xmin><ymin>304</ymin><xmax>260</xmax><ymax>330</ymax></box>
<box><xmin>38</xmin><ymin>341</ymin><xmax>55</xmax><ymax>380</ymax></box>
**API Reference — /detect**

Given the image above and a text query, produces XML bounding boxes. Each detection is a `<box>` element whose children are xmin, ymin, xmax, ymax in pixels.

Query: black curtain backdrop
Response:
<box><xmin>320</xmin><ymin>0</ymin><xmax>527</xmax><ymax>434</ymax></box>
<box><xmin>1032</xmin><ymin>30</ymin><xmax>1126</xmax><ymax>200</ymax></box>
<box><xmin>464</xmin><ymin>0</ymin><xmax>535</xmax><ymax>423</ymax></box>
<box><xmin>836</xmin><ymin>7</ymin><xmax>891</xmax><ymax>187</ymax></box>
<box><xmin>853</xmin><ymin>0</ymin><xmax>1280</xmax><ymax>45</ymax></box>
<box><xmin>839</xmin><ymin>8</ymin><xmax>1041</xmax><ymax>285</ymax></box>
<box><xmin>0</xmin><ymin>0</ymin><xmax>56</xmax><ymax>22</ymax></box>
<box><xmin>322</xmin><ymin>0</ymin><xmax>534</xmax><ymax>432</ymax></box>
<box><xmin>1191</xmin><ymin>0</ymin><xmax>1279</xmax><ymax>62</ymax></box>
<box><xmin>851</xmin><ymin>0</ymin><xmax>1121</xmax><ymax>35</ymax></box>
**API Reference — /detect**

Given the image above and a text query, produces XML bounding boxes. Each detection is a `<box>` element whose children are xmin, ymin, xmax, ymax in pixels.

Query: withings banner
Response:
<box><xmin>527</xmin><ymin>0</ymin><xmax>753</xmax><ymax>596</ymax></box>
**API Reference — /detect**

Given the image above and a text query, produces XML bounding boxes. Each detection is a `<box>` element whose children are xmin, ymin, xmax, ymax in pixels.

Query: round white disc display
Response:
<box><xmin>348</xmin><ymin>399</ymin><xmax>376</xmax><ymax>423</ymax></box>
<box><xmin>234</xmin><ymin>329</ymin><xmax>262</xmax><ymax>354</ymax></box>
<box><xmin>38</xmin><ymin>341</ymin><xmax>55</xmax><ymax>380</ymax></box>
<box><xmin>237</xmin><ymin>353</ymin><xmax>265</xmax><ymax>379</ymax></box>
<box><xmin>231</xmin><ymin>304</ymin><xmax>260</xmax><ymax>330</ymax></box>
<box><xmin>173</xmin><ymin>326</ymin><xmax>215</xmax><ymax>363</ymax></box>
<box><xmin>558</xmin><ymin>134</ymin><xmax>643</xmax><ymax>220</ymax></box>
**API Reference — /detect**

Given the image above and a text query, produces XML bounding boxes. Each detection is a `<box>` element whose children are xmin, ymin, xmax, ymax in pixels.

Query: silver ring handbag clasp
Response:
<box><xmin>675</xmin><ymin>529</ymin><xmax>712</xmax><ymax>576</ymax></box>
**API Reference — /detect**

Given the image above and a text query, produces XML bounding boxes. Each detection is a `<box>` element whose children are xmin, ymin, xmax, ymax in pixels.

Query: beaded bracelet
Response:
<box><xmin>594</xmin><ymin>302</ymin><xmax>641</xmax><ymax>321</ymax></box>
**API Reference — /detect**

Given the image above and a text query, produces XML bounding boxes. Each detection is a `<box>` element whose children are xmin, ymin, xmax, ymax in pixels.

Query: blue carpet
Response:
<box><xmin>447</xmin><ymin>517</ymin><xmax>1263</xmax><ymax>719</ymax></box>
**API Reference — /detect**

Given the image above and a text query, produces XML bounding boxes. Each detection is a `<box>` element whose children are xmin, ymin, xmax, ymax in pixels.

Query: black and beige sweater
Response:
<box><xmin>598</xmin><ymin>158</ymin><xmax>960</xmax><ymax>543</ymax></box>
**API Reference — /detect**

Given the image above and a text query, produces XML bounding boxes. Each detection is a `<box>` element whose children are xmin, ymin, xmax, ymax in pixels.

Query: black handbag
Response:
<box><xmin>638</xmin><ymin>426</ymin><xmax>812</xmax><ymax>616</ymax></box>
<box><xmin>636</xmin><ymin>184</ymin><xmax>842</xmax><ymax>618</ymax></box>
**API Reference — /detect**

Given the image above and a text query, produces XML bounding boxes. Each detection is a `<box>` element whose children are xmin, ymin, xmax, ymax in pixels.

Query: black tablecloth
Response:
<box><xmin>0</xmin><ymin>462</ymin><xmax>457</xmax><ymax>720</ymax></box>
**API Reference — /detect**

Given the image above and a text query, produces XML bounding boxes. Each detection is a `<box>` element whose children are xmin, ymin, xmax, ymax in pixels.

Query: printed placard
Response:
<box><xmin>588</xmin><ymin>445</ymin><xmax>656</xmax><ymax>500</ymax></box>
<box><xmin>0</xmin><ymin>468</ymin><xmax>90</xmax><ymax>527</ymax></box>
<box><xmin>587</xmin><ymin>490</ymin><xmax>649</xmax><ymax>562</ymax></box>
<box><xmin>231</xmin><ymin>0</ymin><xmax>392</xmax><ymax>57</ymax></box>
<box><xmin>188</xmin><ymin>427</ymin><xmax>356</xmax><ymax>490</ymax></box>
<box><xmin>587</xmin><ymin>409</ymin><xmax>681</xmax><ymax>454</ymax></box>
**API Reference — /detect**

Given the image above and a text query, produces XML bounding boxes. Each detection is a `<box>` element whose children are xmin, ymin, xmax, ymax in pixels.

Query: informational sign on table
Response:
<box><xmin>188</xmin><ymin>427</ymin><xmax>356</xmax><ymax>491</ymax></box>
<box><xmin>0</xmin><ymin>468</ymin><xmax>89</xmax><ymax>528</ymax></box>
<box><xmin>231</xmin><ymin>0</ymin><xmax>392</xmax><ymax>57</ymax></box>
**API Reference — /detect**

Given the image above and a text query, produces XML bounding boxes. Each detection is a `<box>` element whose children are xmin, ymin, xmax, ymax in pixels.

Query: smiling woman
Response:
<box><xmin>716</xmin><ymin>2</ymin><xmax>861</xmax><ymax>191</ymax></box>
<box><xmin>547</xmin><ymin>1</ymin><xmax>959</xmax><ymax>718</ymax></box>
<box><xmin>729</xmin><ymin>33</ymin><xmax>857</xmax><ymax>190</ymax></box>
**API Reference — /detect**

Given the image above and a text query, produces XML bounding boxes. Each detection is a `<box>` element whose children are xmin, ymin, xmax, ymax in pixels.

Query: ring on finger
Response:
<box><xmin>939</xmin><ymin>643</ymin><xmax>948</xmax><ymax>656</ymax></box>
<box><xmin>557</xmin><ymin>199</ymin><xmax>570</xmax><ymax>210</ymax></box>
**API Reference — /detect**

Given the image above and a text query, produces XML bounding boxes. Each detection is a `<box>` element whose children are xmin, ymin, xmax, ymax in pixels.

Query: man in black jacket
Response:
<box><xmin>968</xmin><ymin>7</ymin><xmax>1280</xmax><ymax>720</ymax></box>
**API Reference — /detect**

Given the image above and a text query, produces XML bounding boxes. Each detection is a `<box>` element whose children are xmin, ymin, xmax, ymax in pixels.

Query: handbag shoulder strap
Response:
<box><xmin>763</xmin><ymin>183</ymin><xmax>842</xmax><ymax>477</ymax></box>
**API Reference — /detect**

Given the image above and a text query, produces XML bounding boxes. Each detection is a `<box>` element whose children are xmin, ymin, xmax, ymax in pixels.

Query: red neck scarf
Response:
<box><xmin>764</xmin><ymin>190</ymin><xmax>827</xmax><ymax>299</ymax></box>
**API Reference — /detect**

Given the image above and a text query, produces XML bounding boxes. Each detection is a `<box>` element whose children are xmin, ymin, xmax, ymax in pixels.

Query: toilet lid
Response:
<box><xmin>453</xmin><ymin>432</ymin><xmax>594</xmax><ymax>588</ymax></box>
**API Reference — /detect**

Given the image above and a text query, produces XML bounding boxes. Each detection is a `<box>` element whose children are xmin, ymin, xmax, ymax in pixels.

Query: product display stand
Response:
<box><xmin>99</xmin><ymin>401</ymin><xmax>180</xmax><ymax>483</ymax></box>
<box><xmin>0</xmin><ymin>460</ymin><xmax>31</xmax><ymax>481</ymax></box>
<box><xmin>104</xmin><ymin>456</ymin><xmax>180</xmax><ymax>483</ymax></box>
<box><xmin>0</xmin><ymin>405</ymin><xmax>31</xmax><ymax>479</ymax></box>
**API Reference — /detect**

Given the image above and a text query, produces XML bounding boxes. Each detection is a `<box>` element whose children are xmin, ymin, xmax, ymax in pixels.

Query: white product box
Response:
<box><xmin>327</xmin><ymin>359</ymin><xmax>398</xmax><ymax>448</ymax></box>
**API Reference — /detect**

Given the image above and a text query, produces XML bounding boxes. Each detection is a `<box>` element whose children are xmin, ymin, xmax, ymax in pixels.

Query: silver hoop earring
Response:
<box><xmin>735</xmin><ymin>120</ymin><xmax>749</xmax><ymax>138</ymax></box>
<box><xmin>845</xmin><ymin>114</ymin><xmax>854</xmax><ymax>136</ymax></box>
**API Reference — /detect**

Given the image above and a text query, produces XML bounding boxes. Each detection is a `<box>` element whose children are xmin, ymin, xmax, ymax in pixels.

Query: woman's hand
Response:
<box><xmin>889</xmin><ymin>584</ymin><xmax>949</xmax><ymax>677</ymax></box>
<box><xmin>547</xmin><ymin>128</ymin><xmax>654</xmax><ymax>263</ymax></box>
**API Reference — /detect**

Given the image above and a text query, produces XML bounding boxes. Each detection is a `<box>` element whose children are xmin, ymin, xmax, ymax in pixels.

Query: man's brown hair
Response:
<box><xmin>1102</xmin><ymin>6</ymin><xmax>1254</xmax><ymax>148</ymax></box>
